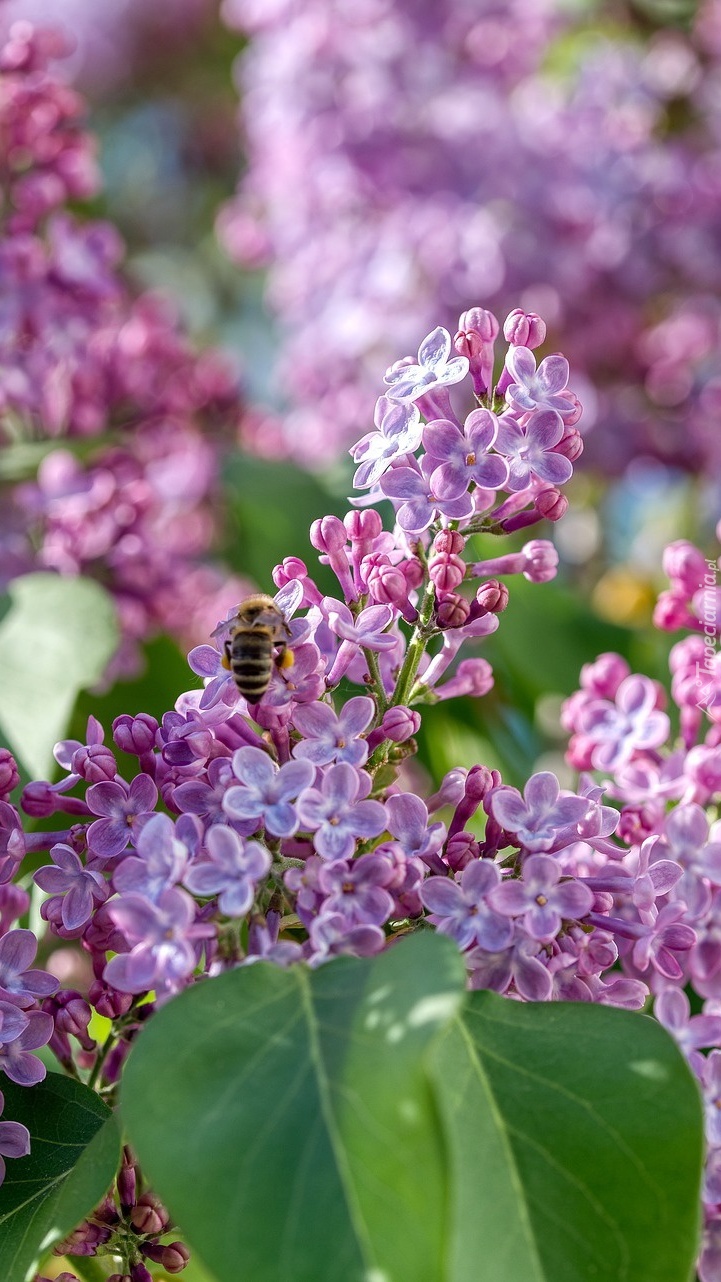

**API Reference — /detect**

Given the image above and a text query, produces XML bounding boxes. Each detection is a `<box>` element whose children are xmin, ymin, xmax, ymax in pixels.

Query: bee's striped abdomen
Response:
<box><xmin>230</xmin><ymin>627</ymin><xmax>273</xmax><ymax>703</ymax></box>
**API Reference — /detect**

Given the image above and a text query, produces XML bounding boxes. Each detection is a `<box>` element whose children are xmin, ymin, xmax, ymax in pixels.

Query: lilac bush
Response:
<box><xmin>0</xmin><ymin>24</ymin><xmax>249</xmax><ymax>676</ymax></box>
<box><xmin>220</xmin><ymin>0</ymin><xmax>721</xmax><ymax>477</ymax></box>
<box><xmin>0</xmin><ymin>310</ymin><xmax>714</xmax><ymax>1277</ymax></box>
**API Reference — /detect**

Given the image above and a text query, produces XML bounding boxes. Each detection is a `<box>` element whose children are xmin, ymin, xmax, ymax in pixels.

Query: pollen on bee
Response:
<box><xmin>279</xmin><ymin>648</ymin><xmax>295</xmax><ymax>670</ymax></box>
<box><xmin>221</xmin><ymin>653</ymin><xmax>231</xmax><ymax>671</ymax></box>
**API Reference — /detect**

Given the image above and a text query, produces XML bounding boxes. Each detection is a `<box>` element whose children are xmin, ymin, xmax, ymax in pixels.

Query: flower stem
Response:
<box><xmin>363</xmin><ymin>646</ymin><xmax>388</xmax><ymax>716</ymax></box>
<box><xmin>390</xmin><ymin>582</ymin><xmax>436</xmax><ymax>708</ymax></box>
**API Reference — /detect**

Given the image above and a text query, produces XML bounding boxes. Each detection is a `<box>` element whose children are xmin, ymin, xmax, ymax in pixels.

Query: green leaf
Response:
<box><xmin>0</xmin><ymin>574</ymin><xmax>118</xmax><ymax>779</ymax></box>
<box><xmin>0</xmin><ymin>1075</ymin><xmax>120</xmax><ymax>1282</ymax></box>
<box><xmin>121</xmin><ymin>932</ymin><xmax>466</xmax><ymax>1282</ymax></box>
<box><xmin>432</xmin><ymin>993</ymin><xmax>704</xmax><ymax>1282</ymax></box>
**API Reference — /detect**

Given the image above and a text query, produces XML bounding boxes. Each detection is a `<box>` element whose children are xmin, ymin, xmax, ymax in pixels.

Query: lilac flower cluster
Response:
<box><xmin>0</xmin><ymin>24</ymin><xmax>249</xmax><ymax>675</ymax></box>
<box><xmin>561</xmin><ymin>531</ymin><xmax>721</xmax><ymax>1282</ymax></box>
<box><xmin>0</xmin><ymin>315</ymin><xmax>715</xmax><ymax>1279</ymax></box>
<box><xmin>220</xmin><ymin>0</ymin><xmax>721</xmax><ymax>476</ymax></box>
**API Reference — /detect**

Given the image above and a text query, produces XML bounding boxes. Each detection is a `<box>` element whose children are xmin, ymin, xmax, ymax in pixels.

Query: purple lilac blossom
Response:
<box><xmin>296</xmin><ymin>764</ymin><xmax>387</xmax><ymax>862</ymax></box>
<box><xmin>183</xmin><ymin>828</ymin><xmax>271</xmax><ymax>917</ymax></box>
<box><xmin>222</xmin><ymin>748</ymin><xmax>314</xmax><ymax>838</ymax></box>
<box><xmin>0</xmin><ymin>1088</ymin><xmax>30</xmax><ymax>1185</ymax></box>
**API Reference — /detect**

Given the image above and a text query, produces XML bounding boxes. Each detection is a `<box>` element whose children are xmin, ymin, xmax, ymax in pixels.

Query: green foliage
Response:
<box><xmin>223</xmin><ymin>452</ymin><xmax>346</xmax><ymax>593</ymax></box>
<box><xmin>432</xmin><ymin>992</ymin><xmax>704</xmax><ymax>1282</ymax></box>
<box><xmin>121</xmin><ymin>932</ymin><xmax>465</xmax><ymax>1282</ymax></box>
<box><xmin>0</xmin><ymin>1076</ymin><xmax>120</xmax><ymax>1282</ymax></box>
<box><xmin>120</xmin><ymin>934</ymin><xmax>704</xmax><ymax>1282</ymax></box>
<box><xmin>0</xmin><ymin>574</ymin><xmax>118</xmax><ymax>780</ymax></box>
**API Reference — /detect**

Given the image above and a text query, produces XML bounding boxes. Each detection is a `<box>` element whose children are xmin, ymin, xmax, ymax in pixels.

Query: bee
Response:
<box><xmin>221</xmin><ymin>594</ymin><xmax>294</xmax><ymax>704</ymax></box>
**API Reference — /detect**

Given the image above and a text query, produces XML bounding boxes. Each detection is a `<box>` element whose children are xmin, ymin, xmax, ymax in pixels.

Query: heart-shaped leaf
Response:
<box><xmin>432</xmin><ymin>993</ymin><xmax>704</xmax><ymax>1282</ymax></box>
<box><xmin>121</xmin><ymin>932</ymin><xmax>466</xmax><ymax>1282</ymax></box>
<box><xmin>0</xmin><ymin>1074</ymin><xmax>120</xmax><ymax>1282</ymax></box>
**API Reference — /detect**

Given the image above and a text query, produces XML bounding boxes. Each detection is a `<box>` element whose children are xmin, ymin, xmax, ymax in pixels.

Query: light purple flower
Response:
<box><xmin>420</xmin><ymin>860</ymin><xmax>514</xmax><ymax>952</ymax></box>
<box><xmin>292</xmin><ymin>696</ymin><xmax>374</xmax><ymax>767</ymax></box>
<box><xmin>0</xmin><ymin>1002</ymin><xmax>28</xmax><ymax>1046</ymax></box>
<box><xmin>0</xmin><ymin>1089</ymin><xmax>30</xmax><ymax>1185</ymax></box>
<box><xmin>184</xmin><ymin>827</ymin><xmax>271</xmax><ymax>917</ymax></box>
<box><xmin>263</xmin><ymin>643</ymin><xmax>325</xmax><ymax>709</ymax></box>
<box><xmin>296</xmin><ymin>763</ymin><xmax>387</xmax><ymax>861</ymax></box>
<box><xmin>579</xmin><ymin>675</ymin><xmax>671</xmax><ymax>771</ymax></box>
<box><xmin>631</xmin><ymin>903</ymin><xmax>696</xmax><ymax>982</ymax></box>
<box><xmin>0</xmin><ymin>1011</ymin><xmax>53</xmax><ymax>1086</ymax></box>
<box><xmin>318</xmin><ymin>854</ymin><xmax>394</xmax><ymax>927</ymax></box>
<box><xmin>104</xmin><ymin>888</ymin><xmax>213</xmax><ymax>996</ymax></box>
<box><xmin>112</xmin><ymin>813</ymin><xmax>188</xmax><ymax>904</ymax></box>
<box><xmin>488</xmin><ymin>855</ymin><xmax>594</xmax><ymax>942</ymax></box>
<box><xmin>466</xmin><ymin>934</ymin><xmax>553</xmax><ymax>1002</ymax></box>
<box><xmin>488</xmin><ymin>772</ymin><xmax>590</xmax><ymax>853</ymax></box>
<box><xmin>307</xmin><ymin>911</ymin><xmax>385</xmax><ymax>965</ymax></box>
<box><xmin>351</xmin><ymin>396</ymin><xmax>423</xmax><ymax>488</ymax></box>
<box><xmin>385</xmin><ymin>793</ymin><xmax>446</xmax><ymax>869</ymax></box>
<box><xmin>655</xmin><ymin>989</ymin><xmax>721</xmax><ymax>1060</ymax></box>
<box><xmin>383</xmin><ymin>326</ymin><xmax>469</xmax><ymax>402</ymax></box>
<box><xmin>494</xmin><ymin>409</ymin><xmax>573</xmax><ymax>491</ymax></box>
<box><xmin>379</xmin><ymin>457</ymin><xmax>473</xmax><ymax>533</ymax></box>
<box><xmin>504</xmin><ymin>346</ymin><xmax>571</xmax><ymax>415</ymax></box>
<box><xmin>654</xmin><ymin>804</ymin><xmax>721</xmax><ymax>920</ymax></box>
<box><xmin>86</xmin><ymin>774</ymin><xmax>159</xmax><ymax>863</ymax></box>
<box><xmin>34</xmin><ymin>844</ymin><xmax>107</xmax><ymax>931</ymax></box>
<box><xmin>0</xmin><ymin>929</ymin><xmax>58</xmax><ymax>1006</ymax></box>
<box><xmin>222</xmin><ymin>747</ymin><xmax>314</xmax><ymax>838</ymax></box>
<box><xmin>423</xmin><ymin>410</ymin><xmax>509</xmax><ymax>500</ymax></box>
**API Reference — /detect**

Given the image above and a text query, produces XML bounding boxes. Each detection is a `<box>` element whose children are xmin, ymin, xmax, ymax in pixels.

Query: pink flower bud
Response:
<box><xmin>653</xmin><ymin>590</ymin><xmax>694</xmax><ymax>632</ymax></box>
<box><xmin>428</xmin><ymin>552</ymin><xmax>466</xmax><ymax>593</ymax></box>
<box><xmin>435</xmin><ymin>594</ymin><xmax>470</xmax><ymax>628</ymax></box>
<box><xmin>401</xmin><ymin>557</ymin><xmax>424</xmax><ymax>590</ymax></box>
<box><xmin>381</xmin><ymin>705</ymin><xmax>421</xmax><ymax>742</ymax></box>
<box><xmin>554</xmin><ymin>426</ymin><xmax>583</xmax><ymax>462</ymax></box>
<box><xmin>536</xmin><ymin>487</ymin><xmax>568</xmax><ymax>522</ymax></box>
<box><xmin>131</xmin><ymin>1266</ymin><xmax>154</xmax><ymax>1282</ymax></box>
<box><xmin>456</xmin><ymin>307</ymin><xmax>499</xmax><ymax>350</ymax></box>
<box><xmin>521</xmin><ymin>539</ymin><xmax>558</xmax><ymax>583</ymax></box>
<box><xmin>503</xmin><ymin>308</ymin><xmax>546</xmax><ymax>348</ymax></box>
<box><xmin>579</xmin><ymin>652</ymin><xmax>630</xmax><ymax>698</ymax></box>
<box><xmin>662</xmin><ymin>540</ymin><xmax>709</xmax><ymax>594</ymax></box>
<box><xmin>433</xmin><ymin>529</ymin><xmax>465</xmax><ymax>556</ymax></box>
<box><xmin>475</xmin><ymin>579</ymin><xmax>509</xmax><ymax>613</ymax></box>
<box><xmin>344</xmin><ymin>509</ymin><xmax>382</xmax><ymax>543</ymax></box>
<box><xmin>310</xmin><ymin>515</ymin><xmax>347</xmax><ymax>554</ymax></box>
<box><xmin>21</xmin><ymin>781</ymin><xmax>59</xmax><ymax>818</ymax></box>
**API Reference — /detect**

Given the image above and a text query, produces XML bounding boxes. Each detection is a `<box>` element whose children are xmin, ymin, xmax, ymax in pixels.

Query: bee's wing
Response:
<box><xmin>210</xmin><ymin>608</ymin><xmax>239</xmax><ymax>641</ymax></box>
<box><xmin>274</xmin><ymin>579</ymin><xmax>303</xmax><ymax>620</ymax></box>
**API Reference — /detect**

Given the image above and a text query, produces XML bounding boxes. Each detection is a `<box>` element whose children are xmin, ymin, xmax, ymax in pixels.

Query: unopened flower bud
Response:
<box><xmin>0</xmin><ymin>750</ymin><xmax>19</xmax><ymax>799</ymax></box>
<box><xmin>113</xmin><ymin>714</ymin><xmax>158</xmax><ymax>757</ymax></box>
<box><xmin>48</xmin><ymin>990</ymin><xmax>95</xmax><ymax>1051</ymax></box>
<box><xmin>71</xmin><ymin>744</ymin><xmax>117</xmax><ymax>783</ymax></box>
<box><xmin>88</xmin><ymin>978</ymin><xmax>134</xmax><ymax>1021</ymax></box>
<box><xmin>503</xmin><ymin>308</ymin><xmax>546</xmax><ymax>349</ymax></box>
<box><xmin>433</xmin><ymin>529</ymin><xmax>465</xmax><ymax>556</ymax></box>
<box><xmin>118</xmin><ymin>1145</ymin><xmax>139</xmax><ymax>1210</ymax></box>
<box><xmin>131</xmin><ymin>1266</ymin><xmax>153</xmax><ymax>1282</ymax></box>
<box><xmin>475</xmin><ymin>579</ymin><xmax>509</xmax><ymax>613</ymax></box>
<box><xmin>445</xmin><ymin>832</ymin><xmax>479</xmax><ymax>872</ymax></box>
<box><xmin>93</xmin><ymin>1195</ymin><xmax>121</xmax><ymax>1227</ymax></box>
<box><xmin>536</xmin><ymin>487</ymin><xmax>568</xmax><ymax>523</ymax></box>
<box><xmin>428</xmin><ymin>552</ymin><xmax>465</xmax><ymax>593</ymax></box>
<box><xmin>380</xmin><ymin>706</ymin><xmax>421</xmax><ymax>743</ymax></box>
<box><xmin>554</xmin><ymin>426</ymin><xmax>583</xmax><ymax>462</ymax></box>
<box><xmin>401</xmin><ymin>557</ymin><xmax>424</xmax><ymax>590</ymax></box>
<box><xmin>310</xmin><ymin>515</ymin><xmax>347</xmax><ymax>554</ymax></box>
<box><xmin>141</xmin><ymin>1241</ymin><xmax>191</xmax><ymax>1273</ymax></box>
<box><xmin>456</xmin><ymin>307</ymin><xmax>499</xmax><ymax>350</ymax></box>
<box><xmin>344</xmin><ymin>509</ymin><xmax>382</xmax><ymax>544</ymax></box>
<box><xmin>131</xmin><ymin>1191</ymin><xmax>170</xmax><ymax>1236</ymax></box>
<box><xmin>108</xmin><ymin>1274</ymin><xmax>132</xmax><ymax>1282</ymax></box>
<box><xmin>521</xmin><ymin>539</ymin><xmax>558</xmax><ymax>583</ymax></box>
<box><xmin>662</xmin><ymin>540</ymin><xmax>709</xmax><ymax>594</ymax></box>
<box><xmin>435</xmin><ymin>594</ymin><xmax>470</xmax><ymax>629</ymax></box>
<box><xmin>579</xmin><ymin>652</ymin><xmax>630</xmax><ymax>698</ymax></box>
<box><xmin>21</xmin><ymin>781</ymin><xmax>59</xmax><ymax>818</ymax></box>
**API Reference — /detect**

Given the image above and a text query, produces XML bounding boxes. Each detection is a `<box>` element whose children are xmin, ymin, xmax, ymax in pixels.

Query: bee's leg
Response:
<box><xmin>276</xmin><ymin>642</ymin><xmax>294</xmax><ymax>672</ymax></box>
<box><xmin>222</xmin><ymin>639</ymin><xmax>232</xmax><ymax>672</ymax></box>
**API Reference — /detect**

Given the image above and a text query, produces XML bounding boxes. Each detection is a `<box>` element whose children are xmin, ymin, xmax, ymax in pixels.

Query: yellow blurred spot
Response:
<box><xmin>591</xmin><ymin>567</ymin><xmax>655</xmax><ymax>627</ymax></box>
<box><xmin>87</xmin><ymin>1010</ymin><xmax>112</xmax><ymax>1043</ymax></box>
<box><xmin>279</xmin><ymin>648</ymin><xmax>294</xmax><ymax>669</ymax></box>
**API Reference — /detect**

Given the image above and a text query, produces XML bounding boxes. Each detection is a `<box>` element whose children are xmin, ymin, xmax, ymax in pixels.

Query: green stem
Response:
<box><xmin>68</xmin><ymin>1255</ymin><xmax>109</xmax><ymax>1281</ymax></box>
<box><xmin>390</xmin><ymin>583</ymin><xmax>436</xmax><ymax>709</ymax></box>
<box><xmin>87</xmin><ymin>1031</ymin><xmax>116</xmax><ymax>1092</ymax></box>
<box><xmin>363</xmin><ymin>646</ymin><xmax>388</xmax><ymax>716</ymax></box>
